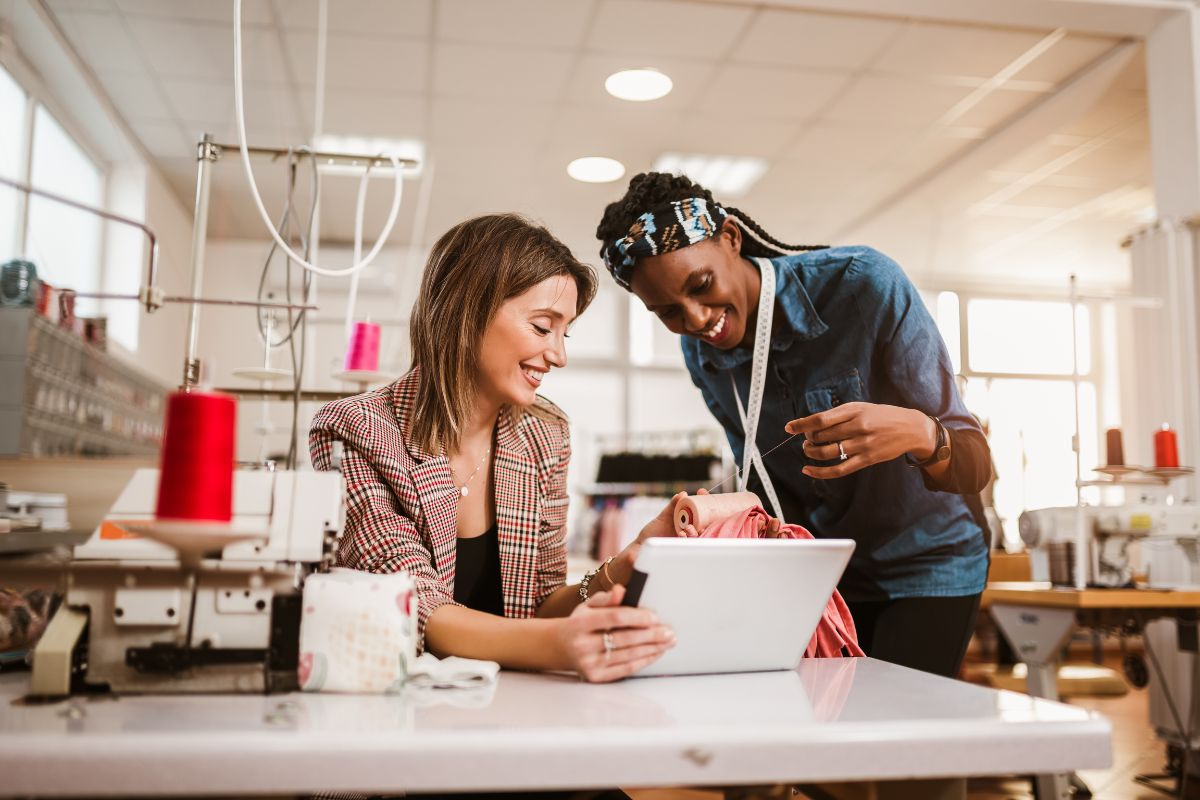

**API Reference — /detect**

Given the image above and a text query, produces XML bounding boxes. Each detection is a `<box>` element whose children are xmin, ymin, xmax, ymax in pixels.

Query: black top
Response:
<box><xmin>454</xmin><ymin>525</ymin><xmax>504</xmax><ymax>615</ymax></box>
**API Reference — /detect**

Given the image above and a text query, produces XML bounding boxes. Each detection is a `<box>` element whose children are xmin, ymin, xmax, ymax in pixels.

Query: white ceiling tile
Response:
<box><xmin>1057</xmin><ymin>90</ymin><xmax>1147</xmax><ymax>138</ymax></box>
<box><xmin>164</xmin><ymin>79</ymin><xmax>312</xmax><ymax>142</ymax></box>
<box><xmin>437</xmin><ymin>0</ymin><xmax>594</xmax><ymax>47</ymax></box>
<box><xmin>587</xmin><ymin>0</ymin><xmax>753</xmax><ymax>59</ymax></box>
<box><xmin>872</xmin><ymin>22</ymin><xmax>1049</xmax><ymax>80</ymax></box>
<box><xmin>705</xmin><ymin>65</ymin><xmax>850</xmax><ymax>121</ymax></box>
<box><xmin>322</xmin><ymin>92</ymin><xmax>425</xmax><ymax>138</ymax></box>
<box><xmin>100</xmin><ymin>74</ymin><xmax>173</xmax><ymax>120</ymax></box>
<box><xmin>127</xmin><ymin>119</ymin><xmax>192</xmax><ymax>158</ymax></box>
<box><xmin>546</xmin><ymin>106</ymin><xmax>679</xmax><ymax>154</ymax></box>
<box><xmin>786</xmin><ymin>122</ymin><xmax>907</xmax><ymax>166</ymax></box>
<box><xmin>950</xmin><ymin>88</ymin><xmax>1043</xmax><ymax>131</ymax></box>
<box><xmin>45</xmin><ymin>0</ymin><xmax>113</xmax><ymax>13</ymax></box>
<box><xmin>278</xmin><ymin>0</ymin><xmax>433</xmax><ymax>37</ymax></box>
<box><xmin>562</xmin><ymin>54</ymin><xmax>717</xmax><ymax>111</ymax></box>
<box><xmin>283</xmin><ymin>33</ymin><xmax>428</xmax><ymax>93</ymax></box>
<box><xmin>433</xmin><ymin>43</ymin><xmax>571</xmax><ymax>100</ymax></box>
<box><xmin>430</xmin><ymin>98</ymin><xmax>556</xmax><ymax>148</ymax></box>
<box><xmin>125</xmin><ymin>17</ymin><xmax>290</xmax><ymax>82</ymax></box>
<box><xmin>730</xmin><ymin>9</ymin><xmax>902</xmax><ymax>71</ymax></box>
<box><xmin>1013</xmin><ymin>34</ymin><xmax>1119</xmax><ymax>84</ymax></box>
<box><xmin>113</xmin><ymin>0</ymin><xmax>274</xmax><ymax>25</ymax></box>
<box><xmin>822</xmin><ymin>75</ymin><xmax>973</xmax><ymax>128</ymax></box>
<box><xmin>54</xmin><ymin>10</ymin><xmax>146</xmax><ymax>74</ymax></box>
<box><xmin>668</xmin><ymin>113</ymin><xmax>799</xmax><ymax>159</ymax></box>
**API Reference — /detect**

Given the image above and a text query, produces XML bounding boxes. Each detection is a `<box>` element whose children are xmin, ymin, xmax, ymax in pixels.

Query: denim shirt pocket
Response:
<box><xmin>802</xmin><ymin>368</ymin><xmax>865</xmax><ymax>502</ymax></box>
<box><xmin>803</xmin><ymin>367</ymin><xmax>865</xmax><ymax>416</ymax></box>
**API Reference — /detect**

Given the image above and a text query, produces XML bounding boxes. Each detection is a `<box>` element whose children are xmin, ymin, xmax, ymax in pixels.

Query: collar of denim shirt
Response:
<box><xmin>696</xmin><ymin>254</ymin><xmax>830</xmax><ymax>372</ymax></box>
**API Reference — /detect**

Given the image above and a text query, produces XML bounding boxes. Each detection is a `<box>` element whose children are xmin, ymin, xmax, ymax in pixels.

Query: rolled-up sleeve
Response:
<box><xmin>859</xmin><ymin>256</ymin><xmax>992</xmax><ymax>496</ymax></box>
<box><xmin>309</xmin><ymin>405</ymin><xmax>459</xmax><ymax>651</ymax></box>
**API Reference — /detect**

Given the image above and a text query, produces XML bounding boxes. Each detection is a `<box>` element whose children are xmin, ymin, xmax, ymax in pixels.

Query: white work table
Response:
<box><xmin>1</xmin><ymin>658</ymin><xmax>1110</xmax><ymax>798</ymax></box>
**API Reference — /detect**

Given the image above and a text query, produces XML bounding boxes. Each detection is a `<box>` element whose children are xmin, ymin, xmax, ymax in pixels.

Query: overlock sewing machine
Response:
<box><xmin>24</xmin><ymin>466</ymin><xmax>343</xmax><ymax>697</ymax></box>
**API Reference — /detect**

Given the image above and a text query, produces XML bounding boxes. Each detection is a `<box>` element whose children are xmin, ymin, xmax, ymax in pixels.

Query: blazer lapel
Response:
<box><xmin>392</xmin><ymin>373</ymin><xmax>458</xmax><ymax>582</ymax></box>
<box><xmin>493</xmin><ymin>409</ymin><xmax>538</xmax><ymax>616</ymax></box>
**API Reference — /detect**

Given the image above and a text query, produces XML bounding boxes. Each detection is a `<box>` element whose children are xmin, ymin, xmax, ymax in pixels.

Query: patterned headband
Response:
<box><xmin>601</xmin><ymin>197</ymin><xmax>729</xmax><ymax>290</ymax></box>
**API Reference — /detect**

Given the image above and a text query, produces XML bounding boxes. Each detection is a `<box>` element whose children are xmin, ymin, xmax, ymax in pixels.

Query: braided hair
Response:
<box><xmin>595</xmin><ymin>172</ymin><xmax>827</xmax><ymax>261</ymax></box>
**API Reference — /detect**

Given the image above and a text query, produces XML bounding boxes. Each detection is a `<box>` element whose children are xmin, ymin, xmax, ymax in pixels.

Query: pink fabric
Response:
<box><xmin>696</xmin><ymin>506</ymin><xmax>864</xmax><ymax>659</ymax></box>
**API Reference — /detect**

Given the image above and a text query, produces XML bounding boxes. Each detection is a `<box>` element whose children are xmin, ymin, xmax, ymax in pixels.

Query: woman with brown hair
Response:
<box><xmin>310</xmin><ymin>213</ymin><xmax>677</xmax><ymax>683</ymax></box>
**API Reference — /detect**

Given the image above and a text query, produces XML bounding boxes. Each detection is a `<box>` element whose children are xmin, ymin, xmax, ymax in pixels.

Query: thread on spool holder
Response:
<box><xmin>1105</xmin><ymin>427</ymin><xmax>1124</xmax><ymax>467</ymax></box>
<box><xmin>155</xmin><ymin>391</ymin><xmax>237</xmax><ymax>522</ymax></box>
<box><xmin>1154</xmin><ymin>424</ymin><xmax>1179</xmax><ymax>469</ymax></box>
<box><xmin>344</xmin><ymin>321</ymin><xmax>381</xmax><ymax>372</ymax></box>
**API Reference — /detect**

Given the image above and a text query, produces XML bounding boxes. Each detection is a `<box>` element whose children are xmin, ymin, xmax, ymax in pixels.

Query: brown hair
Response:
<box><xmin>408</xmin><ymin>213</ymin><xmax>596</xmax><ymax>454</ymax></box>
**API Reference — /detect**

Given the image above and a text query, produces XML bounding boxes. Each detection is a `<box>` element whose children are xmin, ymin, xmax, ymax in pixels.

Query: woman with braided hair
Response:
<box><xmin>595</xmin><ymin>172</ymin><xmax>992</xmax><ymax>678</ymax></box>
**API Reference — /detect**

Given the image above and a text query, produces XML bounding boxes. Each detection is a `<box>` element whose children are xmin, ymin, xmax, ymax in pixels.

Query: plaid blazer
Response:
<box><xmin>309</xmin><ymin>370</ymin><xmax>571</xmax><ymax>648</ymax></box>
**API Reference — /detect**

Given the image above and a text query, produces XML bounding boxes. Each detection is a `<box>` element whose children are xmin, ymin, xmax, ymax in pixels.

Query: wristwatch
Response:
<box><xmin>908</xmin><ymin>414</ymin><xmax>951</xmax><ymax>468</ymax></box>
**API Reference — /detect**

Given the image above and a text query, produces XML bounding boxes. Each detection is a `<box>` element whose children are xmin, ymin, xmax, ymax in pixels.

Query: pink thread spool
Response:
<box><xmin>344</xmin><ymin>321</ymin><xmax>381</xmax><ymax>372</ymax></box>
<box><xmin>674</xmin><ymin>492</ymin><xmax>762</xmax><ymax>536</ymax></box>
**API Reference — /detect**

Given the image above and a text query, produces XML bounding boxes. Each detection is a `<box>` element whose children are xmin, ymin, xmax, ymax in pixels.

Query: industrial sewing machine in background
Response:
<box><xmin>1019</xmin><ymin>495</ymin><xmax>1200</xmax><ymax>781</ymax></box>
<box><xmin>24</xmin><ymin>466</ymin><xmax>343</xmax><ymax>697</ymax></box>
<box><xmin>1019</xmin><ymin>502</ymin><xmax>1200</xmax><ymax>588</ymax></box>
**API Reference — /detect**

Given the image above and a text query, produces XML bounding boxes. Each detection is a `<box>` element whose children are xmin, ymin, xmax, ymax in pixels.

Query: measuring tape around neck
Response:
<box><xmin>730</xmin><ymin>257</ymin><xmax>786</xmax><ymax>523</ymax></box>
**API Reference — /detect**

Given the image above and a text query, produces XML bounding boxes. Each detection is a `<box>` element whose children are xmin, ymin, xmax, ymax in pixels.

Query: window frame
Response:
<box><xmin>0</xmin><ymin>50</ymin><xmax>110</xmax><ymax>295</ymax></box>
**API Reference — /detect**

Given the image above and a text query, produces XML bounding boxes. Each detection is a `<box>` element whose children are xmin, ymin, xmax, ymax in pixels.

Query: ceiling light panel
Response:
<box><xmin>605</xmin><ymin>68</ymin><xmax>673</xmax><ymax>102</ymax></box>
<box><xmin>567</xmin><ymin>156</ymin><xmax>626</xmax><ymax>183</ymax></box>
<box><xmin>652</xmin><ymin>153</ymin><xmax>768</xmax><ymax>197</ymax></box>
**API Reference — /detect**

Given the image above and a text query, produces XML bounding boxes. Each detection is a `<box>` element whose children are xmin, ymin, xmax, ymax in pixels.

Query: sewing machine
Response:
<box><xmin>1019</xmin><ymin>502</ymin><xmax>1200</xmax><ymax>588</ymax></box>
<box><xmin>28</xmin><ymin>466</ymin><xmax>343</xmax><ymax>697</ymax></box>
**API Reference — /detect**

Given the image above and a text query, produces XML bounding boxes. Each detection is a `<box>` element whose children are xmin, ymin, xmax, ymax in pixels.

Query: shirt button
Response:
<box><xmin>831</xmin><ymin>394</ymin><xmax>841</xmax><ymax>406</ymax></box>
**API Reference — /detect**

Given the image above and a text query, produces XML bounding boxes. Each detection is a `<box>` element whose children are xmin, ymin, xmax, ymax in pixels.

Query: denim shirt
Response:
<box><xmin>681</xmin><ymin>246</ymin><xmax>987</xmax><ymax>601</ymax></box>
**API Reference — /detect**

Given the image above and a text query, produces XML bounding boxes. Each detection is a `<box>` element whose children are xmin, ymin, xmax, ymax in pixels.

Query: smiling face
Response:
<box><xmin>476</xmin><ymin>274</ymin><xmax>579</xmax><ymax>409</ymax></box>
<box><xmin>629</xmin><ymin>220</ymin><xmax>760</xmax><ymax>350</ymax></box>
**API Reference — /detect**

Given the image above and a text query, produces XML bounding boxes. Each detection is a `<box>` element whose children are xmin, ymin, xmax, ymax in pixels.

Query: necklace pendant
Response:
<box><xmin>460</xmin><ymin>486</ymin><xmax>469</xmax><ymax>497</ymax></box>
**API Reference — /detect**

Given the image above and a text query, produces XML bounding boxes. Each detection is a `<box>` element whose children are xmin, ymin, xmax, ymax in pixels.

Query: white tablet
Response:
<box><xmin>622</xmin><ymin>537</ymin><xmax>856</xmax><ymax>677</ymax></box>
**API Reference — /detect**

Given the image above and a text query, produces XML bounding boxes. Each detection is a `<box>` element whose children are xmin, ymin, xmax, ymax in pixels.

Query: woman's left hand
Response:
<box><xmin>785</xmin><ymin>401</ymin><xmax>935</xmax><ymax>479</ymax></box>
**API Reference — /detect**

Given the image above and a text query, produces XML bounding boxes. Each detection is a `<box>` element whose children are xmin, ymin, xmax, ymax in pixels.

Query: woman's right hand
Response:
<box><xmin>556</xmin><ymin>584</ymin><xmax>675</xmax><ymax>683</ymax></box>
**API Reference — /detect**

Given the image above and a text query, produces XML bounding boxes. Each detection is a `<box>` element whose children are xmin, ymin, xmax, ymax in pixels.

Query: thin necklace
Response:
<box><xmin>450</xmin><ymin>446</ymin><xmax>491</xmax><ymax>497</ymax></box>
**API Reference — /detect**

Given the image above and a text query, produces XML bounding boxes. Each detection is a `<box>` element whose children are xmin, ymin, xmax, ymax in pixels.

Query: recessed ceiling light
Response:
<box><xmin>652</xmin><ymin>152</ymin><xmax>768</xmax><ymax>197</ymax></box>
<box><xmin>311</xmin><ymin>134</ymin><xmax>424</xmax><ymax>177</ymax></box>
<box><xmin>605</xmin><ymin>68</ymin><xmax>673</xmax><ymax>102</ymax></box>
<box><xmin>567</xmin><ymin>156</ymin><xmax>626</xmax><ymax>184</ymax></box>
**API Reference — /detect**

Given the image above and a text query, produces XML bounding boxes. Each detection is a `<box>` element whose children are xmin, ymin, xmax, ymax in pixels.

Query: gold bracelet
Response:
<box><xmin>601</xmin><ymin>557</ymin><xmax>616</xmax><ymax>589</ymax></box>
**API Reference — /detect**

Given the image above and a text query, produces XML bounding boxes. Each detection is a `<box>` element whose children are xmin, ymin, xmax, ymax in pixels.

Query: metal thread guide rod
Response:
<box><xmin>183</xmin><ymin>135</ymin><xmax>221</xmax><ymax>388</ymax></box>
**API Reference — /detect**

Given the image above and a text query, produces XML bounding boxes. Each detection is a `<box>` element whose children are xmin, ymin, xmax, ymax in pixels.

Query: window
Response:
<box><xmin>933</xmin><ymin>291</ymin><xmax>1114</xmax><ymax>550</ymax></box>
<box><xmin>27</xmin><ymin>106</ymin><xmax>104</xmax><ymax>316</ymax></box>
<box><xmin>0</xmin><ymin>65</ymin><xmax>26</xmax><ymax>262</ymax></box>
<box><xmin>0</xmin><ymin>63</ymin><xmax>108</xmax><ymax>322</ymax></box>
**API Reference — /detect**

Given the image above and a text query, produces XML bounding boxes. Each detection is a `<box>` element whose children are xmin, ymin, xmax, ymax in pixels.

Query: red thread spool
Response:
<box><xmin>1154</xmin><ymin>424</ymin><xmax>1180</xmax><ymax>469</ymax></box>
<box><xmin>343</xmin><ymin>321</ymin><xmax>381</xmax><ymax>372</ymax></box>
<box><xmin>155</xmin><ymin>390</ymin><xmax>237</xmax><ymax>522</ymax></box>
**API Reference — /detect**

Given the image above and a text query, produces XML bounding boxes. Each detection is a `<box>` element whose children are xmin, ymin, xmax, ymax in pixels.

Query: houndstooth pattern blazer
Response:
<box><xmin>309</xmin><ymin>370</ymin><xmax>571</xmax><ymax>648</ymax></box>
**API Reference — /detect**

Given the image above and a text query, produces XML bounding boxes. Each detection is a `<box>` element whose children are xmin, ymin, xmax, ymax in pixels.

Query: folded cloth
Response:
<box><xmin>697</xmin><ymin>506</ymin><xmax>865</xmax><ymax>659</ymax></box>
<box><xmin>299</xmin><ymin>568</ymin><xmax>417</xmax><ymax>693</ymax></box>
<box><xmin>407</xmin><ymin>652</ymin><xmax>500</xmax><ymax>689</ymax></box>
